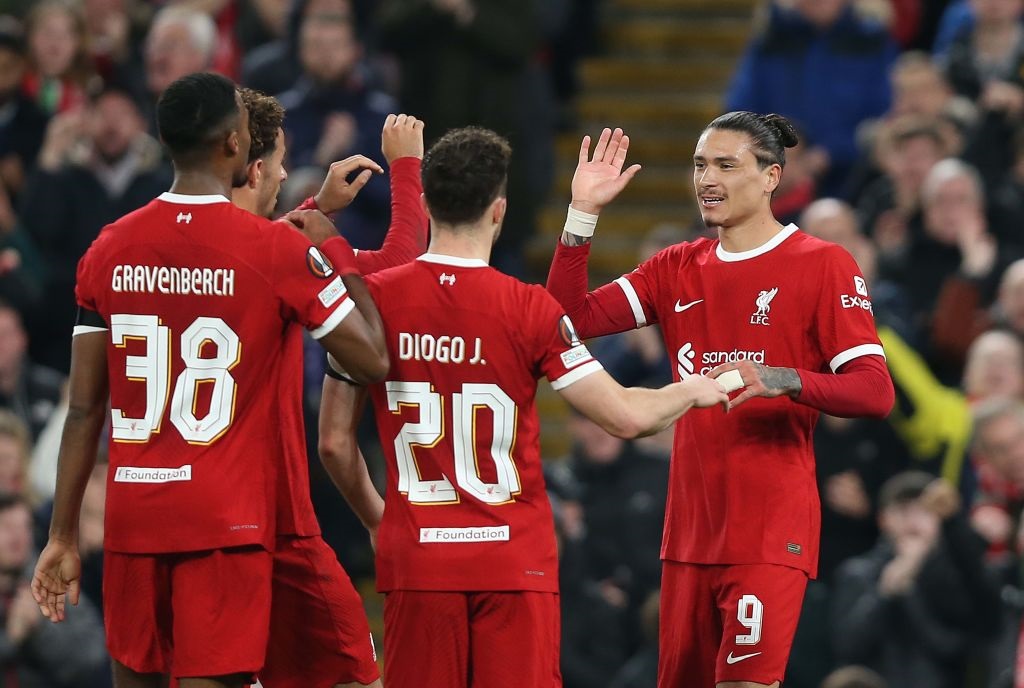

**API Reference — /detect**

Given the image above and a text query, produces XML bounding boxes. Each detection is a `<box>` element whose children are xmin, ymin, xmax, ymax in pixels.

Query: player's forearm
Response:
<box><xmin>546</xmin><ymin>242</ymin><xmax>636</xmax><ymax>338</ymax></box>
<box><xmin>318</xmin><ymin>381</ymin><xmax>384</xmax><ymax>530</ymax></box>
<box><xmin>795</xmin><ymin>356</ymin><xmax>894</xmax><ymax>419</ymax></box>
<box><xmin>623</xmin><ymin>384</ymin><xmax>703</xmax><ymax>437</ymax></box>
<box><xmin>48</xmin><ymin>403</ymin><xmax>106</xmax><ymax>542</ymax></box>
<box><xmin>355</xmin><ymin>157</ymin><xmax>427</xmax><ymax>274</ymax></box>
<box><xmin>322</xmin><ymin>446</ymin><xmax>384</xmax><ymax>531</ymax></box>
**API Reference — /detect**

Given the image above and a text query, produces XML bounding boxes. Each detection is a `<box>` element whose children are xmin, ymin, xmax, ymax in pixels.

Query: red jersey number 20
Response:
<box><xmin>387</xmin><ymin>380</ymin><xmax>520</xmax><ymax>506</ymax></box>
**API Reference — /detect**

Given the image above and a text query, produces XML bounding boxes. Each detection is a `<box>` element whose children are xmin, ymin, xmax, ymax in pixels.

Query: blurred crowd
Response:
<box><xmin>0</xmin><ymin>0</ymin><xmax>1021</xmax><ymax>687</ymax></box>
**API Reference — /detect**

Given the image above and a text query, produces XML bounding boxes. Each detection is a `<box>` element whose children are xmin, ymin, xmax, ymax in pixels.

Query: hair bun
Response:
<box><xmin>762</xmin><ymin>114</ymin><xmax>799</xmax><ymax>148</ymax></box>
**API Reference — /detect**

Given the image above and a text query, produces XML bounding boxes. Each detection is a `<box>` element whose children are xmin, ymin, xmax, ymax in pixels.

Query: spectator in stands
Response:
<box><xmin>0</xmin><ymin>411</ymin><xmax>30</xmax><ymax>500</ymax></box>
<box><xmin>855</xmin><ymin>116</ymin><xmax>946</xmax><ymax>281</ymax></box>
<box><xmin>554</xmin><ymin>489</ymin><xmax>629</xmax><ymax>688</ymax></box>
<box><xmin>376</xmin><ymin>0</ymin><xmax>550</xmax><ymax>273</ymax></box>
<box><xmin>0</xmin><ymin>492</ymin><xmax>108</xmax><ymax>687</ymax></box>
<box><xmin>143</xmin><ymin>6</ymin><xmax>216</xmax><ymax>111</ymax></box>
<box><xmin>0</xmin><ymin>17</ymin><xmax>46</xmax><ymax>207</ymax></box>
<box><xmin>242</xmin><ymin>0</ymin><xmax>354</xmax><ymax>98</ymax></box>
<box><xmin>21</xmin><ymin>0</ymin><xmax>94</xmax><ymax>116</ymax></box>
<box><xmin>941</xmin><ymin>0</ymin><xmax>1024</xmax><ymax>102</ymax></box>
<box><xmin>278</xmin><ymin>11</ymin><xmax>392</xmax><ymax>249</ymax></box>
<box><xmin>967</xmin><ymin>398</ymin><xmax>1024</xmax><ymax>686</ymax></box>
<box><xmin>610</xmin><ymin>590</ymin><xmax>659</xmax><ymax>688</ymax></box>
<box><xmin>547</xmin><ymin>411</ymin><xmax>668</xmax><ymax>656</ymax></box>
<box><xmin>726</xmin><ymin>0</ymin><xmax>898</xmax><ymax>194</ymax></box>
<box><xmin>832</xmin><ymin>472</ymin><xmax>1002</xmax><ymax>688</ymax></box>
<box><xmin>0</xmin><ymin>303</ymin><xmax>61</xmax><ymax>442</ymax></box>
<box><xmin>20</xmin><ymin>83</ymin><xmax>169</xmax><ymax>371</ymax></box>
<box><xmin>898</xmin><ymin>158</ymin><xmax>1013</xmax><ymax>351</ymax></box>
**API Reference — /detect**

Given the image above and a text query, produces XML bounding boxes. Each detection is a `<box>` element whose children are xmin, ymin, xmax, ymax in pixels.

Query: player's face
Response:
<box><xmin>693</xmin><ymin>128</ymin><xmax>779</xmax><ymax>230</ymax></box>
<box><xmin>231</xmin><ymin>92</ymin><xmax>252</xmax><ymax>188</ymax></box>
<box><xmin>256</xmin><ymin>128</ymin><xmax>288</xmax><ymax>218</ymax></box>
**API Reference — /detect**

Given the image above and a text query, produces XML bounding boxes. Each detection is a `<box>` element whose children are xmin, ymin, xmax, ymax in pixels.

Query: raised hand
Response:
<box><xmin>31</xmin><ymin>539</ymin><xmax>81</xmax><ymax>623</ymax></box>
<box><xmin>314</xmin><ymin>155</ymin><xmax>384</xmax><ymax>214</ymax></box>
<box><xmin>381</xmin><ymin>114</ymin><xmax>425</xmax><ymax>164</ymax></box>
<box><xmin>570</xmin><ymin>127</ymin><xmax>642</xmax><ymax>215</ymax></box>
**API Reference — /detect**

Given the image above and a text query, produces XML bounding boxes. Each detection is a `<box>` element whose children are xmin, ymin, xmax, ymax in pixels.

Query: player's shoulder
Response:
<box><xmin>787</xmin><ymin>228</ymin><xmax>853</xmax><ymax>263</ymax></box>
<box><xmin>646</xmin><ymin>236</ymin><xmax>714</xmax><ymax>267</ymax></box>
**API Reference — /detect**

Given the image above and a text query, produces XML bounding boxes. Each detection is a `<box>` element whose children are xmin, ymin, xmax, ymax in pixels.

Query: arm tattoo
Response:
<box><xmin>760</xmin><ymin>365</ymin><xmax>802</xmax><ymax>397</ymax></box>
<box><xmin>560</xmin><ymin>231</ymin><xmax>592</xmax><ymax>247</ymax></box>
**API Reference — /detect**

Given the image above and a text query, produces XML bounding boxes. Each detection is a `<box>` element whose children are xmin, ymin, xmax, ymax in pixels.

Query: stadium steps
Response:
<box><xmin>533</xmin><ymin>0</ymin><xmax>755</xmax><ymax>459</ymax></box>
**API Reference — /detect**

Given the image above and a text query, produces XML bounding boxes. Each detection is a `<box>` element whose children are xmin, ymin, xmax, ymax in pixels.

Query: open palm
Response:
<box><xmin>571</xmin><ymin>128</ymin><xmax>642</xmax><ymax>214</ymax></box>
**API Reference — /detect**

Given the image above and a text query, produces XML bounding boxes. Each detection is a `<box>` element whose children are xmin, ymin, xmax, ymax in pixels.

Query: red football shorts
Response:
<box><xmin>258</xmin><ymin>535</ymin><xmax>380</xmax><ymax>688</ymax></box>
<box><xmin>104</xmin><ymin>546</ymin><xmax>272</xmax><ymax>678</ymax></box>
<box><xmin>658</xmin><ymin>561</ymin><xmax>808</xmax><ymax>687</ymax></box>
<box><xmin>383</xmin><ymin>590</ymin><xmax>561</xmax><ymax>688</ymax></box>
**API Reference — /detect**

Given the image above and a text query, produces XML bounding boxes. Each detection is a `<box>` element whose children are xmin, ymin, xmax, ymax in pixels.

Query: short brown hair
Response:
<box><xmin>422</xmin><ymin>127</ymin><xmax>511</xmax><ymax>226</ymax></box>
<box><xmin>239</xmin><ymin>88</ymin><xmax>284</xmax><ymax>163</ymax></box>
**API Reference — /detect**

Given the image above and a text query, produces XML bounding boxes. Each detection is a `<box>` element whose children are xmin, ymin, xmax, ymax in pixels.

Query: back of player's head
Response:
<box><xmin>239</xmin><ymin>87</ymin><xmax>284</xmax><ymax>163</ymax></box>
<box><xmin>156</xmin><ymin>72</ymin><xmax>240</xmax><ymax>161</ymax></box>
<box><xmin>705</xmin><ymin>111</ymin><xmax>799</xmax><ymax>169</ymax></box>
<box><xmin>877</xmin><ymin>471</ymin><xmax>933</xmax><ymax>511</ymax></box>
<box><xmin>422</xmin><ymin>127</ymin><xmax>511</xmax><ymax>226</ymax></box>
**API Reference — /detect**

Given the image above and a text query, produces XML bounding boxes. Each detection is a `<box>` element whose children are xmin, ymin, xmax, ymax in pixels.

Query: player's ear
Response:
<box><xmin>226</xmin><ymin>129</ymin><xmax>240</xmax><ymax>158</ymax></box>
<box><xmin>247</xmin><ymin>159</ymin><xmax>262</xmax><ymax>189</ymax></box>
<box><xmin>764</xmin><ymin>162</ymin><xmax>782</xmax><ymax>196</ymax></box>
<box><xmin>491</xmin><ymin>196</ymin><xmax>507</xmax><ymax>226</ymax></box>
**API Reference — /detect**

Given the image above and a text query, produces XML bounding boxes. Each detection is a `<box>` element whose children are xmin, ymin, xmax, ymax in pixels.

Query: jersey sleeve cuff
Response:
<box><xmin>550</xmin><ymin>360</ymin><xmax>603</xmax><ymax>390</ymax></box>
<box><xmin>614</xmin><ymin>276</ymin><xmax>647</xmax><ymax>328</ymax></box>
<box><xmin>73</xmin><ymin>325</ymin><xmax>108</xmax><ymax>336</ymax></box>
<box><xmin>309</xmin><ymin>297</ymin><xmax>356</xmax><ymax>339</ymax></box>
<box><xmin>829</xmin><ymin>343</ymin><xmax>885</xmax><ymax>372</ymax></box>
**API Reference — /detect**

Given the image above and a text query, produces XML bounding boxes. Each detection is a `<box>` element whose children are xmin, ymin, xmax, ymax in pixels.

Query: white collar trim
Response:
<box><xmin>716</xmin><ymin>223</ymin><xmax>799</xmax><ymax>262</ymax></box>
<box><xmin>417</xmin><ymin>253</ymin><xmax>489</xmax><ymax>268</ymax></box>
<box><xmin>158</xmin><ymin>192</ymin><xmax>230</xmax><ymax>205</ymax></box>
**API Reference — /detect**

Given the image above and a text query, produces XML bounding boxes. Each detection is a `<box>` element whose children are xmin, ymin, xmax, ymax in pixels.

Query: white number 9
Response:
<box><xmin>736</xmin><ymin>594</ymin><xmax>763</xmax><ymax>645</ymax></box>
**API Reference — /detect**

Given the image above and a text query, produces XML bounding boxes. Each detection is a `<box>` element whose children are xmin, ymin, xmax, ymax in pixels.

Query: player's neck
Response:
<box><xmin>169</xmin><ymin>169</ymin><xmax>234</xmax><ymax>199</ymax></box>
<box><xmin>427</xmin><ymin>229</ymin><xmax>493</xmax><ymax>263</ymax></box>
<box><xmin>717</xmin><ymin>214</ymin><xmax>785</xmax><ymax>253</ymax></box>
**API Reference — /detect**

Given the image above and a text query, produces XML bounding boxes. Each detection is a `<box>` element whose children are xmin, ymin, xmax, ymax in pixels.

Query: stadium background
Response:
<box><xmin>0</xmin><ymin>0</ymin><xmax>1017</xmax><ymax>686</ymax></box>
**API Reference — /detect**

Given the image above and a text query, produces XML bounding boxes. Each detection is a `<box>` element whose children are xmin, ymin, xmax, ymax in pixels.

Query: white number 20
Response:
<box><xmin>110</xmin><ymin>314</ymin><xmax>240</xmax><ymax>445</ymax></box>
<box><xmin>736</xmin><ymin>594</ymin><xmax>764</xmax><ymax>645</ymax></box>
<box><xmin>387</xmin><ymin>381</ymin><xmax>520</xmax><ymax>505</ymax></box>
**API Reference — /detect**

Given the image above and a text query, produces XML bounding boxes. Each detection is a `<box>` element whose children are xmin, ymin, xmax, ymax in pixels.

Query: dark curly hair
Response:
<box><xmin>239</xmin><ymin>88</ymin><xmax>284</xmax><ymax>163</ymax></box>
<box><xmin>422</xmin><ymin>127</ymin><xmax>511</xmax><ymax>226</ymax></box>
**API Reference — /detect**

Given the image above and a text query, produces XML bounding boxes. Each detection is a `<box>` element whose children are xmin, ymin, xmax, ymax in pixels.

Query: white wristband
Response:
<box><xmin>563</xmin><ymin>205</ymin><xmax>599</xmax><ymax>238</ymax></box>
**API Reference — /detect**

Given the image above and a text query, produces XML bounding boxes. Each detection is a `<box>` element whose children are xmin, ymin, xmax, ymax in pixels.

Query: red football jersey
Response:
<box><xmin>617</xmin><ymin>225</ymin><xmax>884</xmax><ymax>578</ymax></box>
<box><xmin>75</xmin><ymin>192</ymin><xmax>355</xmax><ymax>554</ymax></box>
<box><xmin>367</xmin><ymin>254</ymin><xmax>602</xmax><ymax>593</ymax></box>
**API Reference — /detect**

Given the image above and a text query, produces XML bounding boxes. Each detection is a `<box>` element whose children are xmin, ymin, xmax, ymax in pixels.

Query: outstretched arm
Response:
<box><xmin>33</xmin><ymin>328</ymin><xmax>108</xmax><ymax>622</ymax></box>
<box><xmin>708</xmin><ymin>355</ymin><xmax>894</xmax><ymax>419</ymax></box>
<box><xmin>546</xmin><ymin>128</ymin><xmax>644</xmax><ymax>338</ymax></box>
<box><xmin>557</xmin><ymin>368</ymin><xmax>728</xmax><ymax>438</ymax></box>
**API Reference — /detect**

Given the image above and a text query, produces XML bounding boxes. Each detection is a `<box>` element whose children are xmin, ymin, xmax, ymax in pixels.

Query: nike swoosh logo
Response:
<box><xmin>725</xmin><ymin>651</ymin><xmax>762</xmax><ymax>665</ymax></box>
<box><xmin>674</xmin><ymin>298</ymin><xmax>704</xmax><ymax>312</ymax></box>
